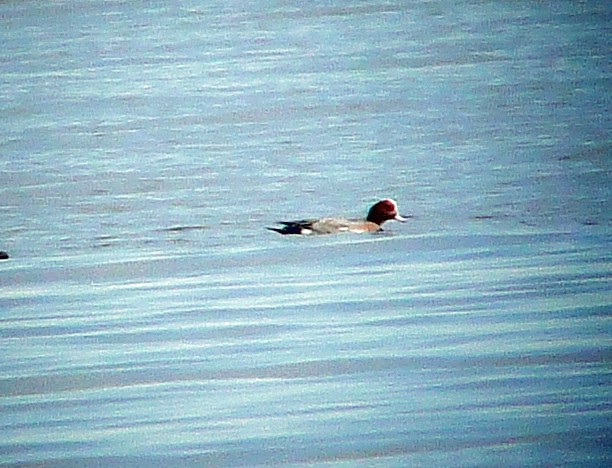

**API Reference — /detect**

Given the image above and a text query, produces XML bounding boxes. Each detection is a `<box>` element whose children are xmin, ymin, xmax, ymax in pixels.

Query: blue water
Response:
<box><xmin>1</xmin><ymin>1</ymin><xmax>610</xmax><ymax>466</ymax></box>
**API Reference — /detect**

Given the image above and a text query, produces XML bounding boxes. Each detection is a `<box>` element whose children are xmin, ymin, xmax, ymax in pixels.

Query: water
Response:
<box><xmin>1</xmin><ymin>0</ymin><xmax>610</xmax><ymax>466</ymax></box>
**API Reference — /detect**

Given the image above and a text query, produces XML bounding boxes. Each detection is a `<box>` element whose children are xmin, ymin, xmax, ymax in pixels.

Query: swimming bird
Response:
<box><xmin>268</xmin><ymin>199</ymin><xmax>407</xmax><ymax>235</ymax></box>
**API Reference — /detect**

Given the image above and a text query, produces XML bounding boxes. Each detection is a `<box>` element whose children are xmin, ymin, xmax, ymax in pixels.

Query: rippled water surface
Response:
<box><xmin>1</xmin><ymin>1</ymin><xmax>611</xmax><ymax>466</ymax></box>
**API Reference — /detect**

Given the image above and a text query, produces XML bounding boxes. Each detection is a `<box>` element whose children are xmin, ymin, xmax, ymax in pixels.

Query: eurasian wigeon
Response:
<box><xmin>268</xmin><ymin>199</ymin><xmax>407</xmax><ymax>235</ymax></box>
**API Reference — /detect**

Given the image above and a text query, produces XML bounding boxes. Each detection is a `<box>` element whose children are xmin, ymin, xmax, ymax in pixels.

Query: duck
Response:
<box><xmin>267</xmin><ymin>198</ymin><xmax>407</xmax><ymax>235</ymax></box>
